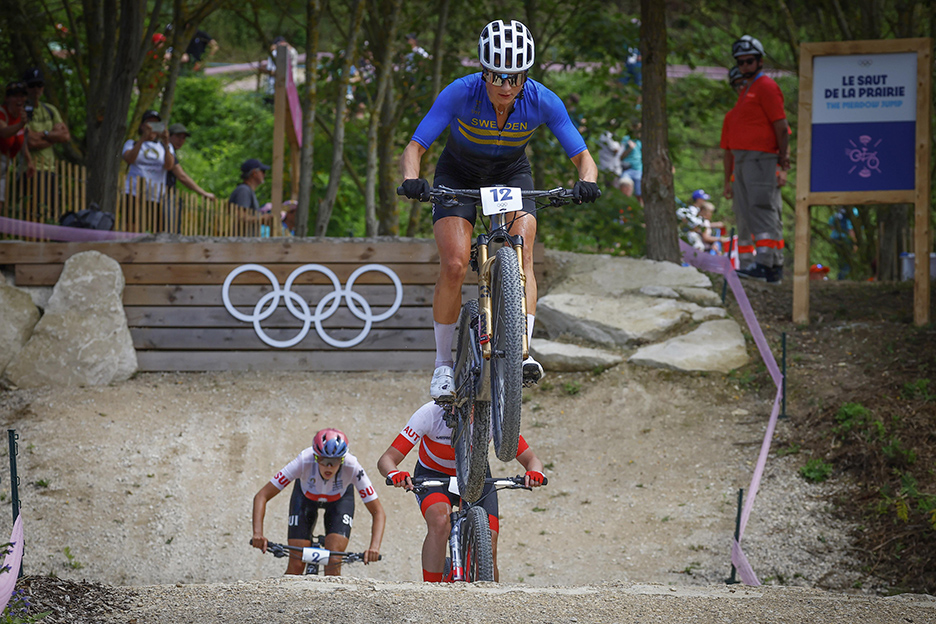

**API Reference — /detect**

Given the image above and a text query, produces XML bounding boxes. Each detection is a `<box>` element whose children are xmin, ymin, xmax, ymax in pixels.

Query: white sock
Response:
<box><xmin>433</xmin><ymin>321</ymin><xmax>456</xmax><ymax>369</ymax></box>
<box><xmin>527</xmin><ymin>314</ymin><xmax>535</xmax><ymax>346</ymax></box>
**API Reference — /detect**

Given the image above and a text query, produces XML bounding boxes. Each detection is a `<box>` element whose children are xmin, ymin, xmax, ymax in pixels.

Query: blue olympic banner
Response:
<box><xmin>810</xmin><ymin>52</ymin><xmax>918</xmax><ymax>193</ymax></box>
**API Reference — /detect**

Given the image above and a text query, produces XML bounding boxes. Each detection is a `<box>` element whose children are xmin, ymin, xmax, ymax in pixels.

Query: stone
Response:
<box><xmin>530</xmin><ymin>339</ymin><xmax>623</xmax><ymax>372</ymax></box>
<box><xmin>542</xmin><ymin>251</ymin><xmax>712</xmax><ymax>298</ymax></box>
<box><xmin>5</xmin><ymin>251</ymin><xmax>137</xmax><ymax>388</ymax></box>
<box><xmin>675</xmin><ymin>287</ymin><xmax>723</xmax><ymax>307</ymax></box>
<box><xmin>639</xmin><ymin>285</ymin><xmax>680</xmax><ymax>299</ymax></box>
<box><xmin>0</xmin><ymin>285</ymin><xmax>40</xmax><ymax>374</ymax></box>
<box><xmin>536</xmin><ymin>293</ymin><xmax>698</xmax><ymax>347</ymax></box>
<box><xmin>628</xmin><ymin>319</ymin><xmax>750</xmax><ymax>373</ymax></box>
<box><xmin>691</xmin><ymin>307</ymin><xmax>727</xmax><ymax>322</ymax></box>
<box><xmin>14</xmin><ymin>286</ymin><xmax>54</xmax><ymax>311</ymax></box>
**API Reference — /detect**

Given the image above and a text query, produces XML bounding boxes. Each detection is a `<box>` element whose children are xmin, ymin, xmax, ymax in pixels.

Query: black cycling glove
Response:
<box><xmin>572</xmin><ymin>180</ymin><xmax>601</xmax><ymax>204</ymax></box>
<box><xmin>401</xmin><ymin>178</ymin><xmax>431</xmax><ymax>202</ymax></box>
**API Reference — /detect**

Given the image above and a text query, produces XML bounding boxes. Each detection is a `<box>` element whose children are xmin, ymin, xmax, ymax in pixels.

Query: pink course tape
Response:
<box><xmin>0</xmin><ymin>514</ymin><xmax>24</xmax><ymax>612</ymax></box>
<box><xmin>679</xmin><ymin>242</ymin><xmax>784</xmax><ymax>586</ymax></box>
<box><xmin>0</xmin><ymin>216</ymin><xmax>142</xmax><ymax>242</ymax></box>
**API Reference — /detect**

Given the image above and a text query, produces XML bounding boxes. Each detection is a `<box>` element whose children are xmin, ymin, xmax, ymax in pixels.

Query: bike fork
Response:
<box><xmin>448</xmin><ymin>512</ymin><xmax>466</xmax><ymax>582</ymax></box>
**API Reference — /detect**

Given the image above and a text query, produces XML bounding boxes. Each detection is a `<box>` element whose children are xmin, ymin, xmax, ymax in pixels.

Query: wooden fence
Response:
<box><xmin>0</xmin><ymin>240</ymin><xmax>541</xmax><ymax>372</ymax></box>
<box><xmin>1</xmin><ymin>160</ymin><xmax>281</xmax><ymax>239</ymax></box>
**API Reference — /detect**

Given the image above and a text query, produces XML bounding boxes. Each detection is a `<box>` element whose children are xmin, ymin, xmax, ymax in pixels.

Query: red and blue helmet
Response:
<box><xmin>313</xmin><ymin>428</ymin><xmax>349</xmax><ymax>459</ymax></box>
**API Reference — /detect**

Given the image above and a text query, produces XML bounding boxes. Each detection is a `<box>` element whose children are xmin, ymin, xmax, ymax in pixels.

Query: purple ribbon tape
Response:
<box><xmin>680</xmin><ymin>241</ymin><xmax>784</xmax><ymax>586</ymax></box>
<box><xmin>0</xmin><ymin>216</ymin><xmax>142</xmax><ymax>242</ymax></box>
<box><xmin>0</xmin><ymin>514</ymin><xmax>23</xmax><ymax>612</ymax></box>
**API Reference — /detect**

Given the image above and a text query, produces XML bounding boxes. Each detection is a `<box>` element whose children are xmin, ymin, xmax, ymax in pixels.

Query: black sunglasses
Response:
<box><xmin>736</xmin><ymin>57</ymin><xmax>759</xmax><ymax>67</ymax></box>
<box><xmin>483</xmin><ymin>71</ymin><xmax>527</xmax><ymax>87</ymax></box>
<box><xmin>26</xmin><ymin>81</ymin><xmax>44</xmax><ymax>88</ymax></box>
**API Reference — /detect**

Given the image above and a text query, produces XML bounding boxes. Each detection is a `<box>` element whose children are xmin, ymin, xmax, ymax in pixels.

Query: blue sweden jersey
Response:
<box><xmin>411</xmin><ymin>73</ymin><xmax>587</xmax><ymax>181</ymax></box>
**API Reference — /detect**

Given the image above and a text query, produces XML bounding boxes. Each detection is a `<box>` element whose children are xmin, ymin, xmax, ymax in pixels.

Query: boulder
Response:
<box><xmin>675</xmin><ymin>287</ymin><xmax>723</xmax><ymax>307</ymax></box>
<box><xmin>15</xmin><ymin>286</ymin><xmax>54</xmax><ymax>311</ymax></box>
<box><xmin>5</xmin><ymin>251</ymin><xmax>137</xmax><ymax>388</ymax></box>
<box><xmin>639</xmin><ymin>285</ymin><xmax>679</xmax><ymax>299</ymax></box>
<box><xmin>0</xmin><ymin>285</ymin><xmax>40</xmax><ymax>374</ymax></box>
<box><xmin>536</xmin><ymin>293</ymin><xmax>699</xmax><ymax>347</ymax></box>
<box><xmin>530</xmin><ymin>339</ymin><xmax>623</xmax><ymax>372</ymax></box>
<box><xmin>628</xmin><ymin>319</ymin><xmax>750</xmax><ymax>373</ymax></box>
<box><xmin>543</xmin><ymin>252</ymin><xmax>711</xmax><ymax>298</ymax></box>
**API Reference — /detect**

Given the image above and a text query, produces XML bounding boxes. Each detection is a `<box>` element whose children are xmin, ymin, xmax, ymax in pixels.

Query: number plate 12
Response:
<box><xmin>480</xmin><ymin>186</ymin><xmax>523</xmax><ymax>216</ymax></box>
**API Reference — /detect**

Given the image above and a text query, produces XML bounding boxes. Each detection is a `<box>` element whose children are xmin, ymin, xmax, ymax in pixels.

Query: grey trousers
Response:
<box><xmin>732</xmin><ymin>149</ymin><xmax>784</xmax><ymax>268</ymax></box>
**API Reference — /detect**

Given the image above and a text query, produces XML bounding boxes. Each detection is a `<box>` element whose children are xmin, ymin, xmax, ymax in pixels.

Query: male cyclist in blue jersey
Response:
<box><xmin>399</xmin><ymin>19</ymin><xmax>600</xmax><ymax>402</ymax></box>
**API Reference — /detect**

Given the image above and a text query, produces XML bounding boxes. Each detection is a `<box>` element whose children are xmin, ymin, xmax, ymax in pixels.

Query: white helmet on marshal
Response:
<box><xmin>732</xmin><ymin>35</ymin><xmax>765</xmax><ymax>58</ymax></box>
<box><xmin>478</xmin><ymin>19</ymin><xmax>535</xmax><ymax>72</ymax></box>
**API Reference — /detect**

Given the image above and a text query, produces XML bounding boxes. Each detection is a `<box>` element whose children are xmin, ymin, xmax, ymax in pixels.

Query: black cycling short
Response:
<box><xmin>287</xmin><ymin>481</ymin><xmax>355</xmax><ymax>541</ymax></box>
<box><xmin>413</xmin><ymin>464</ymin><xmax>500</xmax><ymax>533</ymax></box>
<box><xmin>431</xmin><ymin>170</ymin><xmax>536</xmax><ymax>227</ymax></box>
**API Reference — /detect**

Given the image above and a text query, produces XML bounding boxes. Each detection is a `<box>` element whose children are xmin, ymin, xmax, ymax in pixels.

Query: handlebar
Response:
<box><xmin>384</xmin><ymin>474</ymin><xmax>548</xmax><ymax>487</ymax></box>
<box><xmin>250</xmin><ymin>539</ymin><xmax>382</xmax><ymax>562</ymax></box>
<box><xmin>396</xmin><ymin>185</ymin><xmax>580</xmax><ymax>208</ymax></box>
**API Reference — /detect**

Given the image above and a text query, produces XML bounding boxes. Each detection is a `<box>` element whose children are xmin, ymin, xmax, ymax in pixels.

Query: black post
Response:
<box><xmin>7</xmin><ymin>430</ymin><xmax>22</xmax><ymax>578</ymax></box>
<box><xmin>721</xmin><ymin>227</ymin><xmax>735</xmax><ymax>304</ymax></box>
<box><xmin>726</xmin><ymin>487</ymin><xmax>743</xmax><ymax>584</ymax></box>
<box><xmin>780</xmin><ymin>332</ymin><xmax>788</xmax><ymax>419</ymax></box>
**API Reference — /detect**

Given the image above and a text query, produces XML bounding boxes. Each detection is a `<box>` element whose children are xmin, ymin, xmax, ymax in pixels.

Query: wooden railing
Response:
<box><xmin>1</xmin><ymin>160</ymin><xmax>283</xmax><ymax>239</ymax></box>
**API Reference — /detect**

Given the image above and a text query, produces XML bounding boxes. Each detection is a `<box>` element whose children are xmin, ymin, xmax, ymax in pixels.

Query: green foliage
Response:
<box><xmin>800</xmin><ymin>458</ymin><xmax>833</xmax><ymax>483</ymax></box>
<box><xmin>833</xmin><ymin>402</ymin><xmax>878</xmax><ymax>437</ymax></box>
<box><xmin>63</xmin><ymin>547</ymin><xmax>83</xmax><ymax>570</ymax></box>
<box><xmin>563</xmin><ymin>381</ymin><xmax>581</xmax><ymax>396</ymax></box>
<box><xmin>901</xmin><ymin>379</ymin><xmax>934</xmax><ymax>402</ymax></box>
<box><xmin>0</xmin><ymin>589</ymin><xmax>50</xmax><ymax>624</ymax></box>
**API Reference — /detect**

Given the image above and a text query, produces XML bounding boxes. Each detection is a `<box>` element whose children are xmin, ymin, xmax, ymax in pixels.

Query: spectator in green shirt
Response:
<box><xmin>23</xmin><ymin>68</ymin><xmax>70</xmax><ymax>213</ymax></box>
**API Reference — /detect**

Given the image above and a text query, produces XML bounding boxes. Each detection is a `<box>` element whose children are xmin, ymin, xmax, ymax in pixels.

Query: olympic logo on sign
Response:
<box><xmin>221</xmin><ymin>263</ymin><xmax>403</xmax><ymax>349</ymax></box>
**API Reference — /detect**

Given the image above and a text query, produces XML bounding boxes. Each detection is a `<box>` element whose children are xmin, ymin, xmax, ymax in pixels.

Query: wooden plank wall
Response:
<box><xmin>0</xmin><ymin>240</ymin><xmax>542</xmax><ymax>372</ymax></box>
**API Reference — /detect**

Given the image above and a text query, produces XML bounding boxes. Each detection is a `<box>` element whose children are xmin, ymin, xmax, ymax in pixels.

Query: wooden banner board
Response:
<box><xmin>794</xmin><ymin>38</ymin><xmax>932</xmax><ymax>325</ymax></box>
<box><xmin>1</xmin><ymin>240</ymin><xmax>543</xmax><ymax>372</ymax></box>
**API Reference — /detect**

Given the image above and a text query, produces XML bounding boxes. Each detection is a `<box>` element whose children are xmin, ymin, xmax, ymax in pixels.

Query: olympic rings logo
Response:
<box><xmin>221</xmin><ymin>263</ymin><xmax>403</xmax><ymax>349</ymax></box>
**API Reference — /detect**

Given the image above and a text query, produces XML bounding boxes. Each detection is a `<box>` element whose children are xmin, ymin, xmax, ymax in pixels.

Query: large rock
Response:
<box><xmin>530</xmin><ymin>339</ymin><xmax>623</xmax><ymax>372</ymax></box>
<box><xmin>543</xmin><ymin>252</ymin><xmax>712</xmax><ymax>297</ymax></box>
<box><xmin>536</xmin><ymin>293</ymin><xmax>700</xmax><ymax>346</ymax></box>
<box><xmin>5</xmin><ymin>251</ymin><xmax>137</xmax><ymax>388</ymax></box>
<box><xmin>627</xmin><ymin>320</ymin><xmax>750</xmax><ymax>373</ymax></box>
<box><xmin>0</xmin><ymin>285</ymin><xmax>40</xmax><ymax>374</ymax></box>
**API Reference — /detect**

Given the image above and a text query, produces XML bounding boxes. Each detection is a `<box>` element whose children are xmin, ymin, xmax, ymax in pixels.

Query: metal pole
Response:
<box><xmin>780</xmin><ymin>332</ymin><xmax>788</xmax><ymax>419</ymax></box>
<box><xmin>721</xmin><ymin>227</ymin><xmax>735</xmax><ymax>304</ymax></box>
<box><xmin>726</xmin><ymin>487</ymin><xmax>743</xmax><ymax>584</ymax></box>
<box><xmin>7</xmin><ymin>429</ymin><xmax>22</xmax><ymax>578</ymax></box>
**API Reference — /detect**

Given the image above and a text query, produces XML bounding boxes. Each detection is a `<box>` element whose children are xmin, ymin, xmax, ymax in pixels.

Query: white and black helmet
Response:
<box><xmin>478</xmin><ymin>19</ymin><xmax>535</xmax><ymax>72</ymax></box>
<box><xmin>732</xmin><ymin>35</ymin><xmax>765</xmax><ymax>58</ymax></box>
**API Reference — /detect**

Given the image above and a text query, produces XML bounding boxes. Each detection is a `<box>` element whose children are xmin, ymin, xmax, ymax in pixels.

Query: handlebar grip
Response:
<box><xmin>396</xmin><ymin>186</ymin><xmax>405</xmax><ymax>196</ymax></box>
<box><xmin>385</xmin><ymin>476</ymin><xmax>393</xmax><ymax>485</ymax></box>
<box><xmin>542</xmin><ymin>476</ymin><xmax>549</xmax><ymax>486</ymax></box>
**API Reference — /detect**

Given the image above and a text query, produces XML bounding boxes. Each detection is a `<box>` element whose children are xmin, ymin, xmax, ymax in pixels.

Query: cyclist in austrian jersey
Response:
<box><xmin>399</xmin><ymin>19</ymin><xmax>600</xmax><ymax>402</ymax></box>
<box><xmin>251</xmin><ymin>428</ymin><xmax>386</xmax><ymax>575</ymax></box>
<box><xmin>377</xmin><ymin>401</ymin><xmax>546</xmax><ymax>582</ymax></box>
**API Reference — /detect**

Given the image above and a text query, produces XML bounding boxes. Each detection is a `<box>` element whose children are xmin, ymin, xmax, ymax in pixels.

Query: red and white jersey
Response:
<box><xmin>391</xmin><ymin>401</ymin><xmax>529</xmax><ymax>476</ymax></box>
<box><xmin>270</xmin><ymin>450</ymin><xmax>377</xmax><ymax>504</ymax></box>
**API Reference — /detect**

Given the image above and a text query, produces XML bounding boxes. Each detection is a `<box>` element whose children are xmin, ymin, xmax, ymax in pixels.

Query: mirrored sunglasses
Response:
<box><xmin>483</xmin><ymin>71</ymin><xmax>527</xmax><ymax>87</ymax></box>
<box><xmin>315</xmin><ymin>456</ymin><xmax>343</xmax><ymax>467</ymax></box>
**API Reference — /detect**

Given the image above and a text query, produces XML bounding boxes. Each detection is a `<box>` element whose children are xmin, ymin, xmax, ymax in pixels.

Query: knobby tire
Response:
<box><xmin>490</xmin><ymin>246</ymin><xmax>524</xmax><ymax>462</ymax></box>
<box><xmin>452</xmin><ymin>300</ymin><xmax>490</xmax><ymax>503</ymax></box>
<box><xmin>463</xmin><ymin>505</ymin><xmax>495</xmax><ymax>582</ymax></box>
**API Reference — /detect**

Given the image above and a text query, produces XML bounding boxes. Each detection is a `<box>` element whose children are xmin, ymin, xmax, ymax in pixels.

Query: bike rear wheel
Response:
<box><xmin>490</xmin><ymin>246</ymin><xmax>524</xmax><ymax>462</ymax></box>
<box><xmin>462</xmin><ymin>505</ymin><xmax>495</xmax><ymax>582</ymax></box>
<box><xmin>452</xmin><ymin>300</ymin><xmax>490</xmax><ymax>503</ymax></box>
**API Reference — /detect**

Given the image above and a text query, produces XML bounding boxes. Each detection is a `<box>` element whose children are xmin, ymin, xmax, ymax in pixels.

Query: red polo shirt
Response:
<box><xmin>726</xmin><ymin>73</ymin><xmax>786</xmax><ymax>154</ymax></box>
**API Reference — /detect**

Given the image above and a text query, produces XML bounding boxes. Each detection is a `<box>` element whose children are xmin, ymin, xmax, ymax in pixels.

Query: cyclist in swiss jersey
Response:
<box><xmin>398</xmin><ymin>19</ymin><xmax>600</xmax><ymax>402</ymax></box>
<box><xmin>251</xmin><ymin>428</ymin><xmax>386</xmax><ymax>575</ymax></box>
<box><xmin>377</xmin><ymin>401</ymin><xmax>546</xmax><ymax>582</ymax></box>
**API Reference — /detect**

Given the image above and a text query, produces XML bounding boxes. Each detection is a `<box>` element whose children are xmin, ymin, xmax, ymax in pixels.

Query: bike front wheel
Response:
<box><xmin>490</xmin><ymin>246</ymin><xmax>524</xmax><ymax>462</ymax></box>
<box><xmin>462</xmin><ymin>505</ymin><xmax>495</xmax><ymax>582</ymax></box>
<box><xmin>452</xmin><ymin>300</ymin><xmax>490</xmax><ymax>503</ymax></box>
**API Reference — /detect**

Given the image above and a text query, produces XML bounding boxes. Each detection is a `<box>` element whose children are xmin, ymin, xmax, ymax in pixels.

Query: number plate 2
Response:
<box><xmin>480</xmin><ymin>186</ymin><xmax>523</xmax><ymax>216</ymax></box>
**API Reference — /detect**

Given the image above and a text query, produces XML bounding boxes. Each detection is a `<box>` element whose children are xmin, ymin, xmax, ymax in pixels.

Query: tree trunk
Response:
<box><xmin>365</xmin><ymin>0</ymin><xmax>403</xmax><ymax>237</ymax></box>
<box><xmin>878</xmin><ymin>204</ymin><xmax>910</xmax><ymax>281</ymax></box>
<box><xmin>83</xmin><ymin>0</ymin><xmax>159</xmax><ymax>212</ymax></box>
<box><xmin>639</xmin><ymin>0</ymin><xmax>679</xmax><ymax>263</ymax></box>
<box><xmin>315</xmin><ymin>0</ymin><xmax>365</xmax><ymax>237</ymax></box>
<box><xmin>378</xmin><ymin>87</ymin><xmax>401</xmax><ymax>235</ymax></box>
<box><xmin>295</xmin><ymin>0</ymin><xmax>321</xmax><ymax>238</ymax></box>
<box><xmin>430</xmin><ymin>0</ymin><xmax>449</xmax><ymax>99</ymax></box>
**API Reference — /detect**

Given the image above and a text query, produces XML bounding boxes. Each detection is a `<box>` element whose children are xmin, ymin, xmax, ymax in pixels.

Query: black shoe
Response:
<box><xmin>766</xmin><ymin>265</ymin><xmax>783</xmax><ymax>284</ymax></box>
<box><xmin>737</xmin><ymin>263</ymin><xmax>770</xmax><ymax>282</ymax></box>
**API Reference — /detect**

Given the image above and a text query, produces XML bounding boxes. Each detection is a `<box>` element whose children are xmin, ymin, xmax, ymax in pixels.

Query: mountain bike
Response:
<box><xmin>400</xmin><ymin>185</ymin><xmax>575</xmax><ymax>502</ymax></box>
<box><xmin>250</xmin><ymin>535</ymin><xmax>380</xmax><ymax>575</ymax></box>
<box><xmin>387</xmin><ymin>473</ymin><xmax>547</xmax><ymax>583</ymax></box>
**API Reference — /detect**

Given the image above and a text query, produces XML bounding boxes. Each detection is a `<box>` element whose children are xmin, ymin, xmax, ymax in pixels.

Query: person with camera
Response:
<box><xmin>0</xmin><ymin>81</ymin><xmax>35</xmax><ymax>210</ymax></box>
<box><xmin>122</xmin><ymin>109</ymin><xmax>175</xmax><ymax>204</ymax></box>
<box><xmin>22</xmin><ymin>68</ymin><xmax>70</xmax><ymax>212</ymax></box>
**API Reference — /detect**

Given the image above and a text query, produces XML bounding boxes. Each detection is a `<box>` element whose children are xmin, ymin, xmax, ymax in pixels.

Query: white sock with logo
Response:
<box><xmin>433</xmin><ymin>321</ymin><xmax>456</xmax><ymax>369</ymax></box>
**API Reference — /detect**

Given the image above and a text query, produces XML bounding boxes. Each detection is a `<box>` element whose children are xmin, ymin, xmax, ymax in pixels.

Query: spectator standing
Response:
<box><xmin>167</xmin><ymin>123</ymin><xmax>214</xmax><ymax>200</ymax></box>
<box><xmin>725</xmin><ymin>35</ymin><xmax>790</xmax><ymax>284</ymax></box>
<box><xmin>122</xmin><ymin>109</ymin><xmax>175</xmax><ymax>203</ymax></box>
<box><xmin>23</xmin><ymin>67</ymin><xmax>71</xmax><ymax>211</ymax></box>
<box><xmin>619</xmin><ymin>124</ymin><xmax>643</xmax><ymax>205</ymax></box>
<box><xmin>229</xmin><ymin>158</ymin><xmax>270</xmax><ymax>213</ymax></box>
<box><xmin>829</xmin><ymin>207</ymin><xmax>858</xmax><ymax>280</ymax></box>
<box><xmin>185</xmin><ymin>30</ymin><xmax>218</xmax><ymax>71</ymax></box>
<box><xmin>0</xmin><ymin>81</ymin><xmax>35</xmax><ymax>209</ymax></box>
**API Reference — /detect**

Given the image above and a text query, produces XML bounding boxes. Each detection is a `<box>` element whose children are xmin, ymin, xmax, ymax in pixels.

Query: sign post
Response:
<box><xmin>794</xmin><ymin>38</ymin><xmax>932</xmax><ymax>325</ymax></box>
